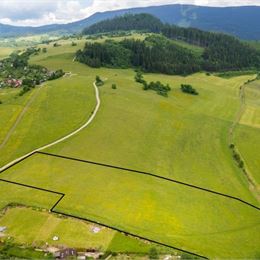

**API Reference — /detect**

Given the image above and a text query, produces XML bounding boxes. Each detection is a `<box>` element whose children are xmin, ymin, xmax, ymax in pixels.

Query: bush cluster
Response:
<box><xmin>135</xmin><ymin>71</ymin><xmax>171</xmax><ymax>97</ymax></box>
<box><xmin>181</xmin><ymin>84</ymin><xmax>199</xmax><ymax>95</ymax></box>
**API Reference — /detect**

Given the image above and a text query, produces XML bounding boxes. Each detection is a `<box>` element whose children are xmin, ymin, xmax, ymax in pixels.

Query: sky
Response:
<box><xmin>0</xmin><ymin>0</ymin><xmax>260</xmax><ymax>27</ymax></box>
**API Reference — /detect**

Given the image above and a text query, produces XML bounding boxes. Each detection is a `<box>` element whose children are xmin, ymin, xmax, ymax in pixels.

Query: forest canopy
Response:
<box><xmin>80</xmin><ymin>13</ymin><xmax>260</xmax><ymax>74</ymax></box>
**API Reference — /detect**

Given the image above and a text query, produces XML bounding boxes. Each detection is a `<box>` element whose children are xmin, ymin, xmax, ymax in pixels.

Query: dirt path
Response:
<box><xmin>228</xmin><ymin>78</ymin><xmax>260</xmax><ymax>202</ymax></box>
<box><xmin>0</xmin><ymin>81</ymin><xmax>100</xmax><ymax>172</ymax></box>
<box><xmin>0</xmin><ymin>86</ymin><xmax>42</xmax><ymax>150</ymax></box>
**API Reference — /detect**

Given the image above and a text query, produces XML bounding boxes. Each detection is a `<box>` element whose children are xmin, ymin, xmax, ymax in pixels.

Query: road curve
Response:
<box><xmin>0</xmin><ymin>81</ymin><xmax>100</xmax><ymax>172</ymax></box>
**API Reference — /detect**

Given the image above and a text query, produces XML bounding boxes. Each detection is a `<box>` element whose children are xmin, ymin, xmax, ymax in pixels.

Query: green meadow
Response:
<box><xmin>1</xmin><ymin>153</ymin><xmax>260</xmax><ymax>258</ymax></box>
<box><xmin>0</xmin><ymin>72</ymin><xmax>96</xmax><ymax>167</ymax></box>
<box><xmin>0</xmin><ymin>207</ymin><xmax>115</xmax><ymax>249</ymax></box>
<box><xmin>0</xmin><ymin>183</ymin><xmax>170</xmax><ymax>254</ymax></box>
<box><xmin>0</xmin><ymin>181</ymin><xmax>60</xmax><ymax>210</ymax></box>
<box><xmin>0</xmin><ymin>36</ymin><xmax>259</xmax><ymax>258</ymax></box>
<box><xmin>235</xmin><ymin>80</ymin><xmax>260</xmax><ymax>184</ymax></box>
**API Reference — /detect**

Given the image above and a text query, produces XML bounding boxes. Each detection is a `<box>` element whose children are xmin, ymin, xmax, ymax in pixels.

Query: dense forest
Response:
<box><xmin>83</xmin><ymin>14</ymin><xmax>163</xmax><ymax>35</ymax></box>
<box><xmin>76</xmin><ymin>35</ymin><xmax>200</xmax><ymax>75</ymax></box>
<box><xmin>162</xmin><ymin>26</ymin><xmax>260</xmax><ymax>71</ymax></box>
<box><xmin>80</xmin><ymin>14</ymin><xmax>260</xmax><ymax>73</ymax></box>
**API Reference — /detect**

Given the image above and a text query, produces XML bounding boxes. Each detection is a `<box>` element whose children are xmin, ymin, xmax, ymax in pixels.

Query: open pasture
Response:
<box><xmin>0</xmin><ymin>36</ymin><xmax>259</xmax><ymax>258</ymax></box>
<box><xmin>34</xmin><ymin>48</ymin><xmax>257</xmax><ymax>203</ymax></box>
<box><xmin>1</xmin><ymin>152</ymin><xmax>260</xmax><ymax>258</ymax></box>
<box><xmin>0</xmin><ymin>74</ymin><xmax>96</xmax><ymax>167</ymax></box>
<box><xmin>235</xmin><ymin>80</ymin><xmax>260</xmax><ymax>185</ymax></box>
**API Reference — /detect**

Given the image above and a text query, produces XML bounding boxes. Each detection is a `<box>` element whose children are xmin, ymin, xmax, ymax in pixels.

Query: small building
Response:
<box><xmin>53</xmin><ymin>236</ymin><xmax>59</xmax><ymax>241</ymax></box>
<box><xmin>0</xmin><ymin>226</ymin><xmax>7</xmax><ymax>232</ymax></box>
<box><xmin>91</xmin><ymin>226</ymin><xmax>101</xmax><ymax>233</ymax></box>
<box><xmin>5</xmin><ymin>78</ymin><xmax>22</xmax><ymax>88</ymax></box>
<box><xmin>54</xmin><ymin>248</ymin><xmax>77</xmax><ymax>259</ymax></box>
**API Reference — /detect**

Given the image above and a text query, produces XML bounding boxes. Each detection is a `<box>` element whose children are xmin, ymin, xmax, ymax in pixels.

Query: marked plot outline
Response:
<box><xmin>0</xmin><ymin>151</ymin><xmax>260</xmax><ymax>259</ymax></box>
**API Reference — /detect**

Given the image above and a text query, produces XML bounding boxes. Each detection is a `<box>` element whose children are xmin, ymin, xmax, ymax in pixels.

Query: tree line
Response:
<box><xmin>76</xmin><ymin>35</ymin><xmax>200</xmax><ymax>75</ymax></box>
<box><xmin>80</xmin><ymin>13</ymin><xmax>260</xmax><ymax>73</ymax></box>
<box><xmin>83</xmin><ymin>13</ymin><xmax>163</xmax><ymax>35</ymax></box>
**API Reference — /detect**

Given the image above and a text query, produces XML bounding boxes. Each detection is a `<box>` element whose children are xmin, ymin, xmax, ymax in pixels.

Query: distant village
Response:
<box><xmin>0</xmin><ymin>47</ymin><xmax>64</xmax><ymax>95</ymax></box>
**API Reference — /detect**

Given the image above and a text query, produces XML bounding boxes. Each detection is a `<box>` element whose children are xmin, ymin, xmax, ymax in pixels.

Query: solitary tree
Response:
<box><xmin>95</xmin><ymin>75</ymin><xmax>104</xmax><ymax>86</ymax></box>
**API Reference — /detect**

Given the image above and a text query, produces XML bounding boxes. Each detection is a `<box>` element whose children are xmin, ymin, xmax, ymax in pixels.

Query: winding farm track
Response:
<box><xmin>0</xmin><ymin>81</ymin><xmax>100</xmax><ymax>172</ymax></box>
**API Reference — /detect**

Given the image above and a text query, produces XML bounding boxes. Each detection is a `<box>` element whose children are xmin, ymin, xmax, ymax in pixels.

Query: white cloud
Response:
<box><xmin>0</xmin><ymin>0</ymin><xmax>259</xmax><ymax>26</ymax></box>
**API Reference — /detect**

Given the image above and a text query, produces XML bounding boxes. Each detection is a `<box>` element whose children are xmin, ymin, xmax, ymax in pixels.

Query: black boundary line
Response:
<box><xmin>0</xmin><ymin>178</ymin><xmax>207</xmax><ymax>259</ymax></box>
<box><xmin>0</xmin><ymin>150</ymin><xmax>259</xmax><ymax>258</ymax></box>
<box><xmin>0</xmin><ymin>152</ymin><xmax>36</xmax><ymax>174</ymax></box>
<box><xmin>36</xmin><ymin>151</ymin><xmax>260</xmax><ymax>211</ymax></box>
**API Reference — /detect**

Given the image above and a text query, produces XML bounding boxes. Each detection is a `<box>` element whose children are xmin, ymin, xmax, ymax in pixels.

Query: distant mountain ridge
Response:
<box><xmin>0</xmin><ymin>4</ymin><xmax>260</xmax><ymax>40</ymax></box>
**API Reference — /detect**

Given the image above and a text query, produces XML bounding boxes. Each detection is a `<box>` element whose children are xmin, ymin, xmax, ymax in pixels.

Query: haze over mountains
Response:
<box><xmin>0</xmin><ymin>4</ymin><xmax>260</xmax><ymax>40</ymax></box>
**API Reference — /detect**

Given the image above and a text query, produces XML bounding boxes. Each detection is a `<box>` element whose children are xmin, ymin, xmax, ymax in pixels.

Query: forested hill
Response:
<box><xmin>161</xmin><ymin>25</ymin><xmax>260</xmax><ymax>71</ymax></box>
<box><xmin>83</xmin><ymin>14</ymin><xmax>163</xmax><ymax>34</ymax></box>
<box><xmin>76</xmin><ymin>35</ymin><xmax>200</xmax><ymax>75</ymax></box>
<box><xmin>78</xmin><ymin>14</ymin><xmax>260</xmax><ymax>74</ymax></box>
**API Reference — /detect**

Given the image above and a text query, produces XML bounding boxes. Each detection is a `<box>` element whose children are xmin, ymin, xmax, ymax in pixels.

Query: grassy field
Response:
<box><xmin>37</xmin><ymin>52</ymin><xmax>256</xmax><ymax>203</ymax></box>
<box><xmin>171</xmin><ymin>39</ymin><xmax>204</xmax><ymax>56</ymax></box>
<box><xmin>235</xmin><ymin>80</ymin><xmax>260</xmax><ymax>185</ymax></box>
<box><xmin>0</xmin><ymin>88</ymin><xmax>33</xmax><ymax>145</ymax></box>
<box><xmin>0</xmin><ymin>194</ymin><xmax>177</xmax><ymax>254</ymax></box>
<box><xmin>0</xmin><ymin>181</ymin><xmax>60</xmax><ymax>210</ymax></box>
<box><xmin>0</xmin><ymin>47</ymin><xmax>17</xmax><ymax>59</ymax></box>
<box><xmin>0</xmin><ymin>36</ymin><xmax>259</xmax><ymax>258</ymax></box>
<box><xmin>1</xmin><ymin>153</ymin><xmax>260</xmax><ymax>258</ymax></box>
<box><xmin>0</xmin><ymin>207</ymin><xmax>115</xmax><ymax>249</ymax></box>
<box><xmin>0</xmin><ymin>74</ymin><xmax>96</xmax><ymax>167</ymax></box>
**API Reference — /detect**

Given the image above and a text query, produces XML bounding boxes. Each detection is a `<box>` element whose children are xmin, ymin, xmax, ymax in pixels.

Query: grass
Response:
<box><xmin>0</xmin><ymin>244</ymin><xmax>52</xmax><ymax>259</ymax></box>
<box><xmin>234</xmin><ymin>80</ymin><xmax>260</xmax><ymax>184</ymax></box>
<box><xmin>0</xmin><ymin>191</ymin><xmax>178</xmax><ymax>255</ymax></box>
<box><xmin>0</xmin><ymin>75</ymin><xmax>96</xmax><ymax>167</ymax></box>
<box><xmin>247</xmin><ymin>40</ymin><xmax>260</xmax><ymax>51</ymax></box>
<box><xmin>0</xmin><ymin>36</ymin><xmax>259</xmax><ymax>258</ymax></box>
<box><xmin>0</xmin><ymin>207</ymin><xmax>115</xmax><ymax>249</ymax></box>
<box><xmin>107</xmin><ymin>233</ymin><xmax>175</xmax><ymax>255</ymax></box>
<box><xmin>215</xmin><ymin>70</ymin><xmax>258</xmax><ymax>79</ymax></box>
<box><xmin>0</xmin><ymin>181</ymin><xmax>60</xmax><ymax>211</ymax></box>
<box><xmin>170</xmin><ymin>39</ymin><xmax>204</xmax><ymax>57</ymax></box>
<box><xmin>0</xmin><ymin>88</ymin><xmax>33</xmax><ymax>145</ymax></box>
<box><xmin>0</xmin><ymin>47</ymin><xmax>17</xmax><ymax>59</ymax></box>
<box><xmin>40</xmin><ymin>60</ymin><xmax>256</xmax><ymax>203</ymax></box>
<box><xmin>1</xmin><ymin>153</ymin><xmax>260</xmax><ymax>259</ymax></box>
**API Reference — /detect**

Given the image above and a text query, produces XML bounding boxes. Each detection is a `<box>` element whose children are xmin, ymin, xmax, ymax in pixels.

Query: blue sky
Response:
<box><xmin>0</xmin><ymin>0</ymin><xmax>259</xmax><ymax>26</ymax></box>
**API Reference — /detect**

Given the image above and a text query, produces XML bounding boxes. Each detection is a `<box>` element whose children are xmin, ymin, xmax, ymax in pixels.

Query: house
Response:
<box><xmin>0</xmin><ymin>226</ymin><xmax>7</xmax><ymax>232</ymax></box>
<box><xmin>5</xmin><ymin>78</ymin><xmax>22</xmax><ymax>88</ymax></box>
<box><xmin>54</xmin><ymin>248</ymin><xmax>77</xmax><ymax>259</ymax></box>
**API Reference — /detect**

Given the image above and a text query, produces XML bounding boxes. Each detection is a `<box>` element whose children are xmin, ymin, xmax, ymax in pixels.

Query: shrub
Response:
<box><xmin>48</xmin><ymin>69</ymin><xmax>65</xmax><ymax>80</ymax></box>
<box><xmin>149</xmin><ymin>247</ymin><xmax>159</xmax><ymax>259</ymax></box>
<box><xmin>135</xmin><ymin>71</ymin><xmax>145</xmax><ymax>84</ymax></box>
<box><xmin>135</xmin><ymin>72</ymin><xmax>171</xmax><ymax>97</ymax></box>
<box><xmin>96</xmin><ymin>75</ymin><xmax>104</xmax><ymax>86</ymax></box>
<box><xmin>19</xmin><ymin>85</ymin><xmax>31</xmax><ymax>96</ymax></box>
<box><xmin>112</xmin><ymin>83</ymin><xmax>117</xmax><ymax>89</ymax></box>
<box><xmin>181</xmin><ymin>84</ymin><xmax>199</xmax><ymax>95</ymax></box>
<box><xmin>53</xmin><ymin>43</ymin><xmax>61</xmax><ymax>47</ymax></box>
